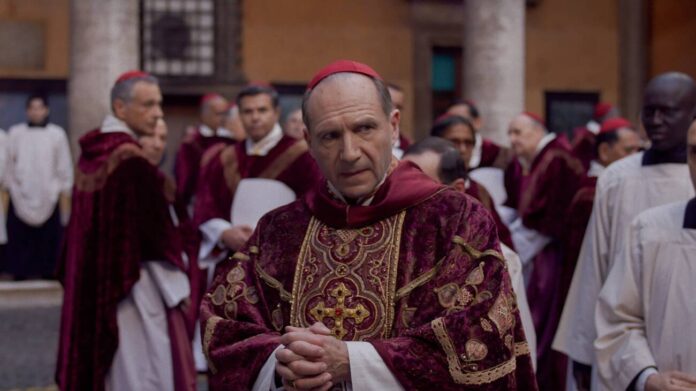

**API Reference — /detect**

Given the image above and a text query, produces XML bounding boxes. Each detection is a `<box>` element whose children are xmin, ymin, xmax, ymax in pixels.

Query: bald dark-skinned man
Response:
<box><xmin>200</xmin><ymin>60</ymin><xmax>537</xmax><ymax>391</ymax></box>
<box><xmin>555</xmin><ymin>72</ymin><xmax>696</xmax><ymax>391</ymax></box>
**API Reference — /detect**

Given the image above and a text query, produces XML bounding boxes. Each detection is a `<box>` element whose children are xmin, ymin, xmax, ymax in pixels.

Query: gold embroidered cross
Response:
<box><xmin>309</xmin><ymin>282</ymin><xmax>370</xmax><ymax>339</ymax></box>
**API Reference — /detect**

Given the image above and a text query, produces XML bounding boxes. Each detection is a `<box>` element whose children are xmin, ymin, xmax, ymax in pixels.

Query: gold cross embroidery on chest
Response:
<box><xmin>309</xmin><ymin>282</ymin><xmax>370</xmax><ymax>339</ymax></box>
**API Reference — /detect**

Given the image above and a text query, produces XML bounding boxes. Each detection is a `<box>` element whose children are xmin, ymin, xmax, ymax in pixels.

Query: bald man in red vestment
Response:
<box><xmin>200</xmin><ymin>60</ymin><xmax>537</xmax><ymax>391</ymax></box>
<box><xmin>503</xmin><ymin>112</ymin><xmax>585</xmax><ymax>391</ymax></box>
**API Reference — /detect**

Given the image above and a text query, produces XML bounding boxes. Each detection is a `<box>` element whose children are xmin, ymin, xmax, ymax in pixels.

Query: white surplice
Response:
<box><xmin>553</xmin><ymin>153</ymin><xmax>694</xmax><ymax>367</ymax></box>
<box><xmin>5</xmin><ymin>122</ymin><xmax>73</xmax><ymax>226</ymax></box>
<box><xmin>595</xmin><ymin>201</ymin><xmax>696</xmax><ymax>390</ymax></box>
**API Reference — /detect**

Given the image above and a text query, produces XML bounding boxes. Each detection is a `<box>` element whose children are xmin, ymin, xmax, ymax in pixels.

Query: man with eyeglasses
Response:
<box><xmin>554</xmin><ymin>72</ymin><xmax>696</xmax><ymax>391</ymax></box>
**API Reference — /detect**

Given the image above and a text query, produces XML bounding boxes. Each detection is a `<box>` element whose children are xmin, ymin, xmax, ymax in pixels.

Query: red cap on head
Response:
<box><xmin>200</xmin><ymin>93</ymin><xmax>223</xmax><ymax>106</ymax></box>
<box><xmin>593</xmin><ymin>102</ymin><xmax>613</xmax><ymax>120</ymax></box>
<box><xmin>522</xmin><ymin>111</ymin><xmax>546</xmax><ymax>127</ymax></box>
<box><xmin>307</xmin><ymin>60</ymin><xmax>383</xmax><ymax>91</ymax></box>
<box><xmin>600</xmin><ymin>117</ymin><xmax>632</xmax><ymax>134</ymax></box>
<box><xmin>115</xmin><ymin>70</ymin><xmax>151</xmax><ymax>84</ymax></box>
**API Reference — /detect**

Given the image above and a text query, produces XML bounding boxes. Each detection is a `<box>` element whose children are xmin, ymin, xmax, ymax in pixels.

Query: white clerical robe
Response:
<box><xmin>553</xmin><ymin>153</ymin><xmax>694</xmax><ymax>367</ymax></box>
<box><xmin>0</xmin><ymin>130</ymin><xmax>8</xmax><ymax>244</ymax></box>
<box><xmin>5</xmin><ymin>122</ymin><xmax>73</xmax><ymax>226</ymax></box>
<box><xmin>595</xmin><ymin>201</ymin><xmax>696</xmax><ymax>391</ymax></box>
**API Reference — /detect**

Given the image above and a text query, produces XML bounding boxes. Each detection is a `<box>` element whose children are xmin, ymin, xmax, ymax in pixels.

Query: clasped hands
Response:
<box><xmin>275</xmin><ymin>322</ymin><xmax>350</xmax><ymax>391</ymax></box>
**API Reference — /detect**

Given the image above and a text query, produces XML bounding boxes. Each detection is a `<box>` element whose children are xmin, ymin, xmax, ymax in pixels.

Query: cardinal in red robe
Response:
<box><xmin>174</xmin><ymin>93</ymin><xmax>237</xmax><ymax>210</ymax></box>
<box><xmin>56</xmin><ymin>72</ymin><xmax>194</xmax><ymax>391</ymax></box>
<box><xmin>505</xmin><ymin>112</ymin><xmax>585</xmax><ymax>390</ymax></box>
<box><xmin>201</xmin><ymin>60</ymin><xmax>536</xmax><ymax>391</ymax></box>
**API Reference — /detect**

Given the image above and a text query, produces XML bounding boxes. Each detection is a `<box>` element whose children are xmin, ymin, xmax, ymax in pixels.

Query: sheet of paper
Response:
<box><xmin>468</xmin><ymin>167</ymin><xmax>507</xmax><ymax>206</ymax></box>
<box><xmin>231</xmin><ymin>178</ymin><xmax>296</xmax><ymax>229</ymax></box>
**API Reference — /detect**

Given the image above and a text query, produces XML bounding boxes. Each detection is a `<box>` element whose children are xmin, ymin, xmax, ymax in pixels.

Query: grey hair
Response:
<box><xmin>301</xmin><ymin>73</ymin><xmax>393</xmax><ymax>130</ymax></box>
<box><xmin>110</xmin><ymin>74</ymin><xmax>159</xmax><ymax>112</ymax></box>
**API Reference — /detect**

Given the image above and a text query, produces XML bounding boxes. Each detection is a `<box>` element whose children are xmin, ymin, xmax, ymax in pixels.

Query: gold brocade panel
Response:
<box><xmin>290</xmin><ymin>212</ymin><xmax>406</xmax><ymax>341</ymax></box>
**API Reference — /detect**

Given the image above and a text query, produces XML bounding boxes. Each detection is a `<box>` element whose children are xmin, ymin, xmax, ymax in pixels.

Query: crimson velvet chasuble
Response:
<box><xmin>56</xmin><ymin>130</ymin><xmax>186</xmax><ymax>391</ymax></box>
<box><xmin>201</xmin><ymin>161</ymin><xmax>537</xmax><ymax>390</ymax></box>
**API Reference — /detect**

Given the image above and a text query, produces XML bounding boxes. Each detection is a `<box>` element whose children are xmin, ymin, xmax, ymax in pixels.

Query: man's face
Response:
<box><xmin>306</xmin><ymin>74</ymin><xmax>398</xmax><ymax>200</ymax></box>
<box><xmin>115</xmin><ymin>81</ymin><xmax>163</xmax><ymax>136</ymax></box>
<box><xmin>388</xmin><ymin>87</ymin><xmax>405</xmax><ymax>112</ymax></box>
<box><xmin>201</xmin><ymin>97</ymin><xmax>229</xmax><ymax>130</ymax></box>
<box><xmin>688</xmin><ymin>120</ymin><xmax>696</xmax><ymax>192</ymax></box>
<box><xmin>601</xmin><ymin>128</ymin><xmax>643</xmax><ymax>166</ymax></box>
<box><xmin>403</xmin><ymin>151</ymin><xmax>441</xmax><ymax>183</ymax></box>
<box><xmin>440</xmin><ymin>123</ymin><xmax>475</xmax><ymax>165</ymax></box>
<box><xmin>239</xmin><ymin>93</ymin><xmax>280</xmax><ymax>142</ymax></box>
<box><xmin>26</xmin><ymin>98</ymin><xmax>49</xmax><ymax>124</ymax></box>
<box><xmin>641</xmin><ymin>78</ymin><xmax>696</xmax><ymax>152</ymax></box>
<box><xmin>283</xmin><ymin>109</ymin><xmax>306</xmax><ymax>140</ymax></box>
<box><xmin>140</xmin><ymin>120</ymin><xmax>168</xmax><ymax>165</ymax></box>
<box><xmin>508</xmin><ymin>114</ymin><xmax>544</xmax><ymax>162</ymax></box>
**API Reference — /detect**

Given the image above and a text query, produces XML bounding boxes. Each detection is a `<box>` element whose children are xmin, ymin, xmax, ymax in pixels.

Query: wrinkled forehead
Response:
<box><xmin>305</xmin><ymin>73</ymin><xmax>382</xmax><ymax>117</ymax></box>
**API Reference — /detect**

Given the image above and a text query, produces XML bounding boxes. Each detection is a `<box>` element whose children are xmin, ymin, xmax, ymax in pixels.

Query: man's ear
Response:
<box><xmin>390</xmin><ymin>109</ymin><xmax>401</xmax><ymax>142</ymax></box>
<box><xmin>113</xmin><ymin>98</ymin><xmax>127</xmax><ymax>119</ymax></box>
<box><xmin>473</xmin><ymin>117</ymin><xmax>483</xmax><ymax>131</ymax></box>
<box><xmin>451</xmin><ymin>178</ymin><xmax>467</xmax><ymax>193</ymax></box>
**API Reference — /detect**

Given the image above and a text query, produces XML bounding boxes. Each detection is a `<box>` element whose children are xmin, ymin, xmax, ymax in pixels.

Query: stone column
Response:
<box><xmin>68</xmin><ymin>0</ymin><xmax>139</xmax><ymax>154</ymax></box>
<box><xmin>463</xmin><ymin>0</ymin><xmax>525</xmax><ymax>146</ymax></box>
<box><xmin>618</xmin><ymin>0</ymin><xmax>648</xmax><ymax>123</ymax></box>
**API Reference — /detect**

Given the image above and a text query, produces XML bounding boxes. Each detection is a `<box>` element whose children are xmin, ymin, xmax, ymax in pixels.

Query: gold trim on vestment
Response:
<box><xmin>231</xmin><ymin>251</ymin><xmax>250</xmax><ymax>262</ymax></box>
<box><xmin>203</xmin><ymin>316</ymin><xmax>223</xmax><ymax>374</ymax></box>
<box><xmin>452</xmin><ymin>236</ymin><xmax>505</xmax><ymax>262</ymax></box>
<box><xmin>395</xmin><ymin>257</ymin><xmax>445</xmax><ymax>301</ymax></box>
<box><xmin>258</xmin><ymin>140</ymin><xmax>308</xmax><ymax>179</ymax></box>
<box><xmin>290</xmin><ymin>212</ymin><xmax>405</xmax><ymax>340</ymax></box>
<box><xmin>220</xmin><ymin>145</ymin><xmax>240</xmax><ymax>194</ymax></box>
<box><xmin>432</xmin><ymin>317</ymin><xmax>521</xmax><ymax>385</ymax></box>
<box><xmin>255</xmin><ymin>262</ymin><xmax>293</xmax><ymax>302</ymax></box>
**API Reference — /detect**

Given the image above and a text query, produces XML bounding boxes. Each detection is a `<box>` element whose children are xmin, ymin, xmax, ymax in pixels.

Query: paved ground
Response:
<box><xmin>0</xmin><ymin>306</ymin><xmax>60</xmax><ymax>390</ymax></box>
<box><xmin>0</xmin><ymin>282</ymin><xmax>208</xmax><ymax>391</ymax></box>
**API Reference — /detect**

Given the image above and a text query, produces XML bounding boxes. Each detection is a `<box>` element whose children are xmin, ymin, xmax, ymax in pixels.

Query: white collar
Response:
<box><xmin>245</xmin><ymin>123</ymin><xmax>283</xmax><ymax>156</ymax></box>
<box><xmin>519</xmin><ymin>133</ymin><xmax>556</xmax><ymax>171</ymax></box>
<box><xmin>327</xmin><ymin>168</ymin><xmax>391</xmax><ymax>207</ymax></box>
<box><xmin>199</xmin><ymin>124</ymin><xmax>234</xmax><ymax>138</ymax></box>
<box><xmin>534</xmin><ymin>133</ymin><xmax>556</xmax><ymax>157</ymax></box>
<box><xmin>588</xmin><ymin>160</ymin><xmax>605</xmax><ymax>177</ymax></box>
<box><xmin>100</xmin><ymin>114</ymin><xmax>135</xmax><ymax>138</ymax></box>
<box><xmin>468</xmin><ymin>133</ymin><xmax>483</xmax><ymax>168</ymax></box>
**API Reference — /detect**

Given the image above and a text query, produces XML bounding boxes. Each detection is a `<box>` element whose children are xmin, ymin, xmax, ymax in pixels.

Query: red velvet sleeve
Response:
<box><xmin>192</xmin><ymin>148</ymin><xmax>234</xmax><ymax>227</ymax></box>
<box><xmin>369</xmin><ymin>201</ymin><xmax>537</xmax><ymax>390</ymax></box>
<box><xmin>518</xmin><ymin>151</ymin><xmax>585</xmax><ymax>238</ymax></box>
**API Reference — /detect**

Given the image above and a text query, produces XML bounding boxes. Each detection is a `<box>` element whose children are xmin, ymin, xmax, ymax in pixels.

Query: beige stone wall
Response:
<box><xmin>241</xmin><ymin>0</ymin><xmax>415</xmax><ymax>138</ymax></box>
<box><xmin>525</xmin><ymin>0</ymin><xmax>620</xmax><ymax>117</ymax></box>
<box><xmin>650</xmin><ymin>0</ymin><xmax>696</xmax><ymax>78</ymax></box>
<box><xmin>0</xmin><ymin>0</ymin><xmax>69</xmax><ymax>78</ymax></box>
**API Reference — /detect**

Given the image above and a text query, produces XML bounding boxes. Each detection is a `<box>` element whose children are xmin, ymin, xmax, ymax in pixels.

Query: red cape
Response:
<box><xmin>56</xmin><ymin>129</ymin><xmax>185</xmax><ymax>391</ymax></box>
<box><xmin>174</xmin><ymin>128</ymin><xmax>236</xmax><ymax>207</ymax></box>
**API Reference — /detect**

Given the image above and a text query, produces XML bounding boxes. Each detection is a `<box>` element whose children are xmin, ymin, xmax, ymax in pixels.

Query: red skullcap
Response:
<box><xmin>307</xmin><ymin>60</ymin><xmax>383</xmax><ymax>90</ymax></box>
<box><xmin>435</xmin><ymin>113</ymin><xmax>455</xmax><ymax>123</ymax></box>
<box><xmin>115</xmin><ymin>70</ymin><xmax>151</xmax><ymax>84</ymax></box>
<box><xmin>200</xmin><ymin>93</ymin><xmax>224</xmax><ymax>106</ymax></box>
<box><xmin>523</xmin><ymin>111</ymin><xmax>546</xmax><ymax>127</ymax></box>
<box><xmin>593</xmin><ymin>102</ymin><xmax>613</xmax><ymax>120</ymax></box>
<box><xmin>599</xmin><ymin>117</ymin><xmax>633</xmax><ymax>134</ymax></box>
